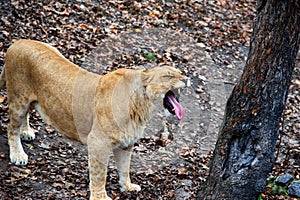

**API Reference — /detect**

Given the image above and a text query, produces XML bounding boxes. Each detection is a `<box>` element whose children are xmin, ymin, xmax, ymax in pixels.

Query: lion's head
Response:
<box><xmin>142</xmin><ymin>66</ymin><xmax>186</xmax><ymax>119</ymax></box>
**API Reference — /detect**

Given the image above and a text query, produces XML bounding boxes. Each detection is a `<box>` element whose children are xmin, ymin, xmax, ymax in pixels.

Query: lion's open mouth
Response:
<box><xmin>163</xmin><ymin>90</ymin><xmax>184</xmax><ymax>120</ymax></box>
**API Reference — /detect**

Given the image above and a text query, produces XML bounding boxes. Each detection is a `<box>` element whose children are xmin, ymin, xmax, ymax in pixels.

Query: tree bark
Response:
<box><xmin>198</xmin><ymin>1</ymin><xmax>300</xmax><ymax>199</ymax></box>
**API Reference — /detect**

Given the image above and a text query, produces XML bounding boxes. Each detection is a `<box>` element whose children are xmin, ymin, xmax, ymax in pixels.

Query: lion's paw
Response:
<box><xmin>10</xmin><ymin>150</ymin><xmax>28</xmax><ymax>166</ymax></box>
<box><xmin>120</xmin><ymin>182</ymin><xmax>141</xmax><ymax>192</ymax></box>
<box><xmin>101</xmin><ymin>198</ymin><xmax>112</xmax><ymax>200</ymax></box>
<box><xmin>21</xmin><ymin>128</ymin><xmax>36</xmax><ymax>141</ymax></box>
<box><xmin>89</xmin><ymin>191</ymin><xmax>112</xmax><ymax>200</ymax></box>
<box><xmin>90</xmin><ymin>196</ymin><xmax>112</xmax><ymax>200</ymax></box>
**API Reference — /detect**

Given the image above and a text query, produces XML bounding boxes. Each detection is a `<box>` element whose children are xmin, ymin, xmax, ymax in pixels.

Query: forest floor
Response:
<box><xmin>0</xmin><ymin>0</ymin><xmax>299</xmax><ymax>199</ymax></box>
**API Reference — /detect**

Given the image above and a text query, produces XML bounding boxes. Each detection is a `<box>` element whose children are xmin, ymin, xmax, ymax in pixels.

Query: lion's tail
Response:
<box><xmin>0</xmin><ymin>66</ymin><xmax>6</xmax><ymax>89</ymax></box>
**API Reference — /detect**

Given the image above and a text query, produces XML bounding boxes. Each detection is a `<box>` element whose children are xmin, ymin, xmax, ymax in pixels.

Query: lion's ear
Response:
<box><xmin>141</xmin><ymin>69</ymin><xmax>153</xmax><ymax>86</ymax></box>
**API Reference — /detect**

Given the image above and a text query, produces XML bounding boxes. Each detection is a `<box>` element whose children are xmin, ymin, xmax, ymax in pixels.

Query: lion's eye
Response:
<box><xmin>162</xmin><ymin>75</ymin><xmax>174</xmax><ymax>78</ymax></box>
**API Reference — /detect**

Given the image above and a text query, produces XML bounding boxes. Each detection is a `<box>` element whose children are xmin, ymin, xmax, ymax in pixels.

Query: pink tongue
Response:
<box><xmin>167</xmin><ymin>96</ymin><xmax>184</xmax><ymax>120</ymax></box>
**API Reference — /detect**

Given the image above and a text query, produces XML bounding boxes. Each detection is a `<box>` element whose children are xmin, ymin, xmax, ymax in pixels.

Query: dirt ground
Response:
<box><xmin>0</xmin><ymin>1</ymin><xmax>299</xmax><ymax>200</ymax></box>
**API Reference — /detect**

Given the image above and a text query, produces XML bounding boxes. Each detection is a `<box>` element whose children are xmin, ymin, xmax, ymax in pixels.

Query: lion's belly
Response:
<box><xmin>32</xmin><ymin>102</ymin><xmax>80</xmax><ymax>141</ymax></box>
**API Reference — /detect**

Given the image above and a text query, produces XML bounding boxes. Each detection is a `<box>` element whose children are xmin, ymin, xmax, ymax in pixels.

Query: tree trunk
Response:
<box><xmin>198</xmin><ymin>1</ymin><xmax>300</xmax><ymax>199</ymax></box>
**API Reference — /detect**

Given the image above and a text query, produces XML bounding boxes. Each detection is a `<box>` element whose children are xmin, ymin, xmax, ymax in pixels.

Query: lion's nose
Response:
<box><xmin>181</xmin><ymin>77</ymin><xmax>191</xmax><ymax>87</ymax></box>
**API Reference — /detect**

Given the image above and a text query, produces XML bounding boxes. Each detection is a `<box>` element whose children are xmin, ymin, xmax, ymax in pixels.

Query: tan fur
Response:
<box><xmin>1</xmin><ymin>39</ymin><xmax>186</xmax><ymax>200</ymax></box>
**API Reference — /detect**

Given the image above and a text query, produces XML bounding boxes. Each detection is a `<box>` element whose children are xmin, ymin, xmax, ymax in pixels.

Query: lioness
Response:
<box><xmin>0</xmin><ymin>39</ymin><xmax>186</xmax><ymax>200</ymax></box>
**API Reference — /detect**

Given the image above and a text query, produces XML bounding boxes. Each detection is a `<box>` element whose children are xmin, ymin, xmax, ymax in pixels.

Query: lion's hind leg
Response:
<box><xmin>20</xmin><ymin>111</ymin><xmax>36</xmax><ymax>141</ymax></box>
<box><xmin>7</xmin><ymin>97</ymin><xmax>32</xmax><ymax>166</ymax></box>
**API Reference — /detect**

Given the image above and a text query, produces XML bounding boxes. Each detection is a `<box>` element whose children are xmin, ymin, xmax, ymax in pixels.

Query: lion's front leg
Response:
<box><xmin>87</xmin><ymin>134</ymin><xmax>112</xmax><ymax>200</ymax></box>
<box><xmin>113</xmin><ymin>145</ymin><xmax>141</xmax><ymax>192</ymax></box>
